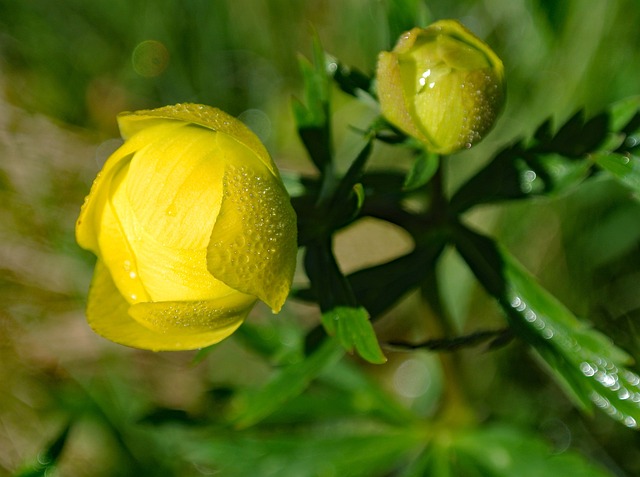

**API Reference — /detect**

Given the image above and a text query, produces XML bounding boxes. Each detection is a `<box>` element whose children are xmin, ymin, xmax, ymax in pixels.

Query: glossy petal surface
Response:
<box><xmin>87</xmin><ymin>261</ymin><xmax>252</xmax><ymax>351</ymax></box>
<box><xmin>207</xmin><ymin>133</ymin><xmax>297</xmax><ymax>312</ymax></box>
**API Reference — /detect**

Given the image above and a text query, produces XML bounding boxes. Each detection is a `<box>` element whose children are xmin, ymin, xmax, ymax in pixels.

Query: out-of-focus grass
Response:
<box><xmin>1</xmin><ymin>0</ymin><xmax>640</xmax><ymax>475</ymax></box>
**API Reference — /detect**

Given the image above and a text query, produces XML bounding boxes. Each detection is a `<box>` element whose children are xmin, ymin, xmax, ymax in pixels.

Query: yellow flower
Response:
<box><xmin>376</xmin><ymin>19</ymin><xmax>505</xmax><ymax>155</ymax></box>
<box><xmin>76</xmin><ymin>104</ymin><xmax>297</xmax><ymax>351</ymax></box>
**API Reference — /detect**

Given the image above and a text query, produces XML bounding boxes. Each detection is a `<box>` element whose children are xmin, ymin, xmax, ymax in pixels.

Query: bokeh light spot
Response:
<box><xmin>132</xmin><ymin>40</ymin><xmax>170</xmax><ymax>77</ymax></box>
<box><xmin>393</xmin><ymin>357</ymin><xmax>432</xmax><ymax>398</ymax></box>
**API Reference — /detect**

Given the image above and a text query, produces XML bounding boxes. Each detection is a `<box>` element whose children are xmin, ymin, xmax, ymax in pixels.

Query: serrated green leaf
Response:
<box><xmin>538</xmin><ymin>110</ymin><xmax>609</xmax><ymax>158</ymax></box>
<box><xmin>321</xmin><ymin>306</ymin><xmax>386</xmax><ymax>364</ymax></box>
<box><xmin>229</xmin><ymin>339</ymin><xmax>344</xmax><ymax>429</ymax></box>
<box><xmin>527</xmin><ymin>152</ymin><xmax>593</xmax><ymax>194</ymax></box>
<box><xmin>451</xmin><ymin>145</ymin><xmax>593</xmax><ymax>213</ymax></box>
<box><xmin>454</xmin><ymin>224</ymin><xmax>640</xmax><ymax>428</ymax></box>
<box><xmin>595</xmin><ymin>152</ymin><xmax>640</xmax><ymax>194</ymax></box>
<box><xmin>403</xmin><ymin>152</ymin><xmax>439</xmax><ymax>191</ymax></box>
<box><xmin>450</xmin><ymin>144</ymin><xmax>529</xmax><ymax>212</ymax></box>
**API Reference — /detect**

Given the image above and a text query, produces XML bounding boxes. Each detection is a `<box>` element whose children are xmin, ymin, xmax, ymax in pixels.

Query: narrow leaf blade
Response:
<box><xmin>229</xmin><ymin>339</ymin><xmax>344</xmax><ymax>428</ymax></box>
<box><xmin>594</xmin><ymin>152</ymin><xmax>640</xmax><ymax>195</ymax></box>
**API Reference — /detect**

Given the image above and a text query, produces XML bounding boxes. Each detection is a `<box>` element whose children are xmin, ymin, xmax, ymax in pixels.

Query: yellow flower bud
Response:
<box><xmin>76</xmin><ymin>104</ymin><xmax>297</xmax><ymax>351</ymax></box>
<box><xmin>376</xmin><ymin>20</ymin><xmax>505</xmax><ymax>154</ymax></box>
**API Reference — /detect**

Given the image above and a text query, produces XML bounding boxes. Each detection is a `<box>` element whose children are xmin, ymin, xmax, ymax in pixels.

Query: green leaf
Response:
<box><xmin>304</xmin><ymin>238</ymin><xmax>386</xmax><ymax>364</ymax></box>
<box><xmin>317</xmin><ymin>358</ymin><xmax>417</xmax><ymax>424</ymax></box>
<box><xmin>534</xmin><ymin>110</ymin><xmax>609</xmax><ymax>158</ymax></box>
<box><xmin>594</xmin><ymin>152</ymin><xmax>640</xmax><ymax>195</ymax></box>
<box><xmin>450</xmin><ymin>143</ymin><xmax>592</xmax><ymax>213</ymax></box>
<box><xmin>384</xmin><ymin>0</ymin><xmax>431</xmax><ymax>47</ymax></box>
<box><xmin>402</xmin><ymin>425</ymin><xmax>614</xmax><ymax>477</ymax></box>
<box><xmin>229</xmin><ymin>339</ymin><xmax>344</xmax><ymax>429</ymax></box>
<box><xmin>330</xmin><ymin>60</ymin><xmax>373</xmax><ymax>97</ymax></box>
<box><xmin>450</xmin><ymin>107</ymin><xmax>628</xmax><ymax>212</ymax></box>
<box><xmin>321</xmin><ymin>306</ymin><xmax>386</xmax><ymax>364</ymax></box>
<box><xmin>250</xmin><ymin>357</ymin><xmax>415</xmax><ymax>426</ymax></box>
<box><xmin>327</xmin><ymin>139</ymin><xmax>373</xmax><ymax>215</ymax></box>
<box><xmin>187</xmin><ymin>424</ymin><xmax>422</xmax><ymax>477</ymax></box>
<box><xmin>454</xmin><ymin>224</ymin><xmax>640</xmax><ymax>428</ymax></box>
<box><xmin>450</xmin><ymin>144</ymin><xmax>528</xmax><ymax>212</ymax></box>
<box><xmin>454</xmin><ymin>425</ymin><xmax>614</xmax><ymax>477</ymax></box>
<box><xmin>304</xmin><ymin>240</ymin><xmax>358</xmax><ymax>311</ymax></box>
<box><xmin>608</xmin><ymin>95</ymin><xmax>640</xmax><ymax>132</ymax></box>
<box><xmin>403</xmin><ymin>152</ymin><xmax>440</xmax><ymax>191</ymax></box>
<box><xmin>292</xmin><ymin>34</ymin><xmax>333</xmax><ymax>172</ymax></box>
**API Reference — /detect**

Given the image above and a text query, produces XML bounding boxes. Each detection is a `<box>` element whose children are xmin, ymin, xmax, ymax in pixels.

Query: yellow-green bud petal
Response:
<box><xmin>376</xmin><ymin>19</ymin><xmax>505</xmax><ymax>154</ymax></box>
<box><xmin>76</xmin><ymin>103</ymin><xmax>297</xmax><ymax>351</ymax></box>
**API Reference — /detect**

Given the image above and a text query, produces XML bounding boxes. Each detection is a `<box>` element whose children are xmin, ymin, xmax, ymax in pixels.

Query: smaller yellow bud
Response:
<box><xmin>376</xmin><ymin>20</ymin><xmax>505</xmax><ymax>154</ymax></box>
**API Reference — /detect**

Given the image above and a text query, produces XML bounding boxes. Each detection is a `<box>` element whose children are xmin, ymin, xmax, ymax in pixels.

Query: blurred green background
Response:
<box><xmin>1</xmin><ymin>0</ymin><xmax>640</xmax><ymax>475</ymax></box>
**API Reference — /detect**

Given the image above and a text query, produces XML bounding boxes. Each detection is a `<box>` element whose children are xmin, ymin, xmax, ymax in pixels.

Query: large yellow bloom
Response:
<box><xmin>76</xmin><ymin>104</ymin><xmax>297</xmax><ymax>351</ymax></box>
<box><xmin>377</xmin><ymin>20</ymin><xmax>505</xmax><ymax>155</ymax></box>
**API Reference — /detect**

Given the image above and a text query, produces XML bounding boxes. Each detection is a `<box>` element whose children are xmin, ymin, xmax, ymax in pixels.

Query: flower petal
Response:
<box><xmin>108</xmin><ymin>123</ymin><xmax>235</xmax><ymax>302</ymax></box>
<box><xmin>76</xmin><ymin>121</ymin><xmax>185</xmax><ymax>253</ymax></box>
<box><xmin>96</xmin><ymin>161</ymin><xmax>151</xmax><ymax>304</ymax></box>
<box><xmin>117</xmin><ymin>103</ymin><xmax>279</xmax><ymax>178</ymax></box>
<box><xmin>376</xmin><ymin>50</ymin><xmax>428</xmax><ymax>144</ymax></box>
<box><xmin>87</xmin><ymin>260</ymin><xmax>254</xmax><ymax>351</ymax></box>
<box><xmin>206</xmin><ymin>133</ymin><xmax>297</xmax><ymax>312</ymax></box>
<box><xmin>128</xmin><ymin>292</ymin><xmax>255</xmax><ymax>339</ymax></box>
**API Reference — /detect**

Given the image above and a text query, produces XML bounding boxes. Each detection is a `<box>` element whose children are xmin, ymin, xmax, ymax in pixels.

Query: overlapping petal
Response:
<box><xmin>206</xmin><ymin>133</ymin><xmax>297</xmax><ymax>313</ymax></box>
<box><xmin>87</xmin><ymin>260</ymin><xmax>253</xmax><ymax>351</ymax></box>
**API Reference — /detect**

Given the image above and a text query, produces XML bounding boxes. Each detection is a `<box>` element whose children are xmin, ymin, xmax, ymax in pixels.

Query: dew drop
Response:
<box><xmin>580</xmin><ymin>362</ymin><xmax>597</xmax><ymax>377</ymax></box>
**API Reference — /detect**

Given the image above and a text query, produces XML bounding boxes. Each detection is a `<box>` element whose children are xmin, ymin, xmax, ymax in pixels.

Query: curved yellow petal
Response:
<box><xmin>107</xmin><ymin>123</ymin><xmax>234</xmax><ymax>302</ymax></box>
<box><xmin>96</xmin><ymin>161</ymin><xmax>151</xmax><ymax>304</ymax></box>
<box><xmin>87</xmin><ymin>260</ymin><xmax>253</xmax><ymax>351</ymax></box>
<box><xmin>117</xmin><ymin>103</ymin><xmax>279</xmax><ymax>178</ymax></box>
<box><xmin>376</xmin><ymin>49</ymin><xmax>428</xmax><ymax>144</ymax></box>
<box><xmin>76</xmin><ymin>121</ymin><xmax>185</xmax><ymax>253</ymax></box>
<box><xmin>76</xmin><ymin>150</ymin><xmax>132</xmax><ymax>254</ymax></box>
<box><xmin>129</xmin><ymin>292</ymin><xmax>255</xmax><ymax>338</ymax></box>
<box><xmin>206</xmin><ymin>133</ymin><xmax>297</xmax><ymax>312</ymax></box>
